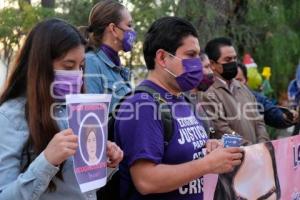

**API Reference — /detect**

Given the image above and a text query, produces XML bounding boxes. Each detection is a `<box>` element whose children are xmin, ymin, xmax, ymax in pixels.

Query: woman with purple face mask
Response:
<box><xmin>0</xmin><ymin>18</ymin><xmax>123</xmax><ymax>200</ymax></box>
<box><xmin>186</xmin><ymin>53</ymin><xmax>215</xmax><ymax>101</ymax></box>
<box><xmin>197</xmin><ymin>53</ymin><xmax>215</xmax><ymax>92</ymax></box>
<box><xmin>185</xmin><ymin>52</ymin><xmax>215</xmax><ymax>136</ymax></box>
<box><xmin>80</xmin><ymin>0</ymin><xmax>136</xmax><ymax>112</ymax></box>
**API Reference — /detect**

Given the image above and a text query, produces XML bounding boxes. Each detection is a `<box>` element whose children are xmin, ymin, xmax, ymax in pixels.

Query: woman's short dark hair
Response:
<box><xmin>200</xmin><ymin>52</ymin><xmax>208</xmax><ymax>62</ymax></box>
<box><xmin>143</xmin><ymin>16</ymin><xmax>198</xmax><ymax>70</ymax></box>
<box><xmin>237</xmin><ymin>62</ymin><xmax>248</xmax><ymax>81</ymax></box>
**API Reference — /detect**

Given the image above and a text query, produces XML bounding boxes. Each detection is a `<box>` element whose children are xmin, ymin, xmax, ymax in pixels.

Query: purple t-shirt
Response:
<box><xmin>115</xmin><ymin>80</ymin><xmax>208</xmax><ymax>200</ymax></box>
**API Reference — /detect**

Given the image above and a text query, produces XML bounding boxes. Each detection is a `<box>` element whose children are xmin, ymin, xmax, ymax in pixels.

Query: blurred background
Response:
<box><xmin>0</xmin><ymin>0</ymin><xmax>300</xmax><ymax>103</ymax></box>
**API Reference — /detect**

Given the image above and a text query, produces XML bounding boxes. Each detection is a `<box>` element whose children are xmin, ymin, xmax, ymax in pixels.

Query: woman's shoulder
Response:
<box><xmin>85</xmin><ymin>50</ymin><xmax>98</xmax><ymax>59</ymax></box>
<box><xmin>0</xmin><ymin>97</ymin><xmax>27</xmax><ymax>130</ymax></box>
<box><xmin>0</xmin><ymin>96</ymin><xmax>26</xmax><ymax>114</ymax></box>
<box><xmin>85</xmin><ymin>49</ymin><xmax>104</xmax><ymax>63</ymax></box>
<box><xmin>85</xmin><ymin>50</ymin><xmax>108</xmax><ymax>70</ymax></box>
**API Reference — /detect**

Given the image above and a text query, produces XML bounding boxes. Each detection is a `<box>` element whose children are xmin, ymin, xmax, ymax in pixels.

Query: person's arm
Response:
<box><xmin>201</xmin><ymin>91</ymin><xmax>235</xmax><ymax>138</ymax></box>
<box><xmin>262</xmin><ymin>98</ymin><xmax>298</xmax><ymax>129</ymax></box>
<box><xmin>115</xmin><ymin>96</ymin><xmax>243</xmax><ymax>195</ymax></box>
<box><xmin>84</xmin><ymin>53</ymin><xmax>104</xmax><ymax>94</ymax></box>
<box><xmin>252</xmin><ymin>91</ymin><xmax>292</xmax><ymax>129</ymax></box>
<box><xmin>0</xmin><ymin>113</ymin><xmax>59</xmax><ymax>200</ymax></box>
<box><xmin>248</xmin><ymin>91</ymin><xmax>270</xmax><ymax>142</ymax></box>
<box><xmin>130</xmin><ymin>147</ymin><xmax>242</xmax><ymax>195</ymax></box>
<box><xmin>264</xmin><ymin>107</ymin><xmax>292</xmax><ymax>129</ymax></box>
<box><xmin>201</xmin><ymin>91</ymin><xmax>253</xmax><ymax>145</ymax></box>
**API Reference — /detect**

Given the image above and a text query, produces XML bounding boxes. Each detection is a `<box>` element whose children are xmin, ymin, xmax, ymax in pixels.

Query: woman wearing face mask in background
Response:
<box><xmin>80</xmin><ymin>0</ymin><xmax>136</xmax><ymax>111</ymax></box>
<box><xmin>186</xmin><ymin>52</ymin><xmax>216</xmax><ymax>136</ymax></box>
<box><xmin>0</xmin><ymin>18</ymin><xmax>123</xmax><ymax>200</ymax></box>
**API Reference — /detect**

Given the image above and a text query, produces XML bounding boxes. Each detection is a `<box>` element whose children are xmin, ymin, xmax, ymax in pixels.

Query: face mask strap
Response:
<box><xmin>112</xmin><ymin>25</ymin><xmax>124</xmax><ymax>43</ymax></box>
<box><xmin>117</xmin><ymin>25</ymin><xmax>125</xmax><ymax>32</ymax></box>
<box><xmin>164</xmin><ymin>68</ymin><xmax>177</xmax><ymax>78</ymax></box>
<box><xmin>162</xmin><ymin>51</ymin><xmax>180</xmax><ymax>78</ymax></box>
<box><xmin>165</xmin><ymin>51</ymin><xmax>182</xmax><ymax>61</ymax></box>
<box><xmin>115</xmin><ymin>24</ymin><xmax>132</xmax><ymax>34</ymax></box>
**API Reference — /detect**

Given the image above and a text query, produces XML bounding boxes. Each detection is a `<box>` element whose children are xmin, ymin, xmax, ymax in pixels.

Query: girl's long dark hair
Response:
<box><xmin>0</xmin><ymin>18</ymin><xmax>86</xmax><ymax>191</ymax></box>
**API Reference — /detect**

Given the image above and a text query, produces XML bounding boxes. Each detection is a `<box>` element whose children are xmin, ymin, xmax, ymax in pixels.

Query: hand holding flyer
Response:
<box><xmin>222</xmin><ymin>134</ymin><xmax>242</xmax><ymax>148</ymax></box>
<box><xmin>66</xmin><ymin>94</ymin><xmax>112</xmax><ymax>193</ymax></box>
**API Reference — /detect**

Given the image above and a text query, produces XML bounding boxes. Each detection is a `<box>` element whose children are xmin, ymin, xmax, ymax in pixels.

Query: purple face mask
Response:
<box><xmin>165</xmin><ymin>53</ymin><xmax>203</xmax><ymax>92</ymax></box>
<box><xmin>52</xmin><ymin>70</ymin><xmax>83</xmax><ymax>100</ymax></box>
<box><xmin>122</xmin><ymin>30</ymin><xmax>136</xmax><ymax>52</ymax></box>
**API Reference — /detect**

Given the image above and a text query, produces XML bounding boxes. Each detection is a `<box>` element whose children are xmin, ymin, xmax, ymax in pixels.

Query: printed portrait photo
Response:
<box><xmin>213</xmin><ymin>142</ymin><xmax>281</xmax><ymax>200</ymax></box>
<box><xmin>79</xmin><ymin>113</ymin><xmax>105</xmax><ymax>166</ymax></box>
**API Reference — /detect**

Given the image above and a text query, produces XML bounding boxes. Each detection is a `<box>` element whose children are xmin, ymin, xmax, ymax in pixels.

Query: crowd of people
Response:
<box><xmin>0</xmin><ymin>0</ymin><xmax>298</xmax><ymax>200</ymax></box>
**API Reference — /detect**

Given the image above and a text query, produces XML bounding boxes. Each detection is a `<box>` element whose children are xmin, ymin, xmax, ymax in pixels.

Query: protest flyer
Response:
<box><xmin>66</xmin><ymin>94</ymin><xmax>111</xmax><ymax>193</ymax></box>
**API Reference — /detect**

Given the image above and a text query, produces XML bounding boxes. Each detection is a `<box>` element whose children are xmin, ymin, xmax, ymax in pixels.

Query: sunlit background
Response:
<box><xmin>0</xmin><ymin>0</ymin><xmax>300</xmax><ymax>112</ymax></box>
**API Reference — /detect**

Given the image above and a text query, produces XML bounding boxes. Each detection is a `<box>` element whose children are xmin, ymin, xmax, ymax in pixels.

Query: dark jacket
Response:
<box><xmin>252</xmin><ymin>91</ymin><xmax>294</xmax><ymax>129</ymax></box>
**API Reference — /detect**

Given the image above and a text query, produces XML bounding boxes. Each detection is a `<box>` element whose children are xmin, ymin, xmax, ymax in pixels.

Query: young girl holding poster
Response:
<box><xmin>0</xmin><ymin>18</ymin><xmax>123</xmax><ymax>200</ymax></box>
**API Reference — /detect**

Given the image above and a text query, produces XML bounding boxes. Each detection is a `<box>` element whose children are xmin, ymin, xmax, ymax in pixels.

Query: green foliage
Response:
<box><xmin>0</xmin><ymin>0</ymin><xmax>300</xmax><ymax>97</ymax></box>
<box><xmin>56</xmin><ymin>0</ymin><xmax>93</xmax><ymax>26</ymax></box>
<box><xmin>244</xmin><ymin>0</ymin><xmax>300</xmax><ymax>96</ymax></box>
<box><xmin>0</xmin><ymin>1</ymin><xmax>55</xmax><ymax>65</ymax></box>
